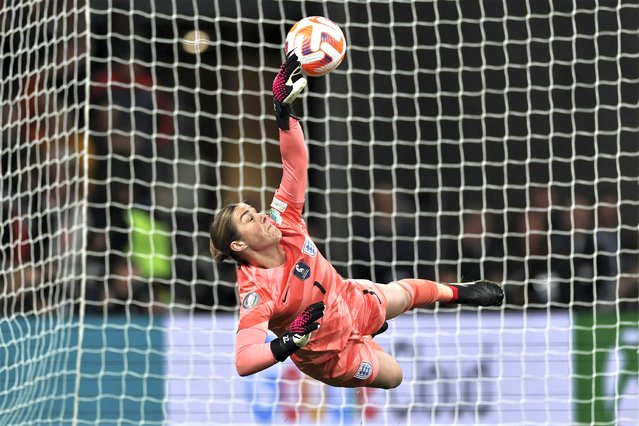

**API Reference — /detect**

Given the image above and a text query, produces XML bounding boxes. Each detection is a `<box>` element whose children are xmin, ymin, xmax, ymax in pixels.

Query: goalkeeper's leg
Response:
<box><xmin>375</xmin><ymin>278</ymin><xmax>503</xmax><ymax>319</ymax></box>
<box><xmin>375</xmin><ymin>280</ymin><xmax>452</xmax><ymax>318</ymax></box>
<box><xmin>369</xmin><ymin>350</ymin><xmax>403</xmax><ymax>389</ymax></box>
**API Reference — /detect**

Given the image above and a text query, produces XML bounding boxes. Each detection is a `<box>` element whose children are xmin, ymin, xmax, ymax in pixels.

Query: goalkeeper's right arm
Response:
<box><xmin>272</xmin><ymin>52</ymin><xmax>309</xmax><ymax>206</ymax></box>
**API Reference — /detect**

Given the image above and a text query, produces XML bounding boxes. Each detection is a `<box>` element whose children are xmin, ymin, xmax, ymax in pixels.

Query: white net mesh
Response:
<box><xmin>1</xmin><ymin>0</ymin><xmax>638</xmax><ymax>425</ymax></box>
<box><xmin>1</xmin><ymin>1</ymin><xmax>88</xmax><ymax>424</ymax></box>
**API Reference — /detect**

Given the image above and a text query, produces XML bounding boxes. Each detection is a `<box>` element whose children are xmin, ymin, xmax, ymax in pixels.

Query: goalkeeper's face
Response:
<box><xmin>231</xmin><ymin>203</ymin><xmax>282</xmax><ymax>253</ymax></box>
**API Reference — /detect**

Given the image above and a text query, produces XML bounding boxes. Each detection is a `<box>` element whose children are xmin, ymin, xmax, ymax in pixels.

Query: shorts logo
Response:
<box><xmin>241</xmin><ymin>291</ymin><xmax>260</xmax><ymax>310</ymax></box>
<box><xmin>269</xmin><ymin>209</ymin><xmax>282</xmax><ymax>225</ymax></box>
<box><xmin>293</xmin><ymin>261</ymin><xmax>311</xmax><ymax>280</ymax></box>
<box><xmin>302</xmin><ymin>238</ymin><xmax>317</xmax><ymax>257</ymax></box>
<box><xmin>354</xmin><ymin>361</ymin><xmax>373</xmax><ymax>380</ymax></box>
<box><xmin>271</xmin><ymin>197</ymin><xmax>288</xmax><ymax>212</ymax></box>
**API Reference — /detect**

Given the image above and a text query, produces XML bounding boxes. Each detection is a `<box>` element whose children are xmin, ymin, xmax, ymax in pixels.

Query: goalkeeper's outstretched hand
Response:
<box><xmin>270</xmin><ymin>301</ymin><xmax>325</xmax><ymax>362</ymax></box>
<box><xmin>272</xmin><ymin>52</ymin><xmax>307</xmax><ymax>130</ymax></box>
<box><xmin>447</xmin><ymin>280</ymin><xmax>504</xmax><ymax>306</ymax></box>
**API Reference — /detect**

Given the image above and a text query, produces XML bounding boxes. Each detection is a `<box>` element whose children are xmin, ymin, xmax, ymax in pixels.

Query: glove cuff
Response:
<box><xmin>274</xmin><ymin>101</ymin><xmax>296</xmax><ymax>130</ymax></box>
<box><xmin>270</xmin><ymin>332</ymin><xmax>299</xmax><ymax>362</ymax></box>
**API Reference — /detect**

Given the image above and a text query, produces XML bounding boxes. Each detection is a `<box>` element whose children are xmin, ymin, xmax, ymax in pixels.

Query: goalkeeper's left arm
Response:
<box><xmin>235</xmin><ymin>302</ymin><xmax>325</xmax><ymax>376</ymax></box>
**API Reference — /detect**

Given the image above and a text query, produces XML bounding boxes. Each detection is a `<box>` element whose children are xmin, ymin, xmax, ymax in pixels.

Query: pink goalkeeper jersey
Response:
<box><xmin>235</xmin><ymin>118</ymin><xmax>367</xmax><ymax>375</ymax></box>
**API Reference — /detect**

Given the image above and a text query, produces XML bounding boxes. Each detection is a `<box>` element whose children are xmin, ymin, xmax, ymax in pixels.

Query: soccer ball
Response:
<box><xmin>285</xmin><ymin>16</ymin><xmax>346</xmax><ymax>77</ymax></box>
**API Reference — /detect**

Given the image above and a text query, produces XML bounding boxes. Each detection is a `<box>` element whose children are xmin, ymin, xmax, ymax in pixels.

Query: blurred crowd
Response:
<box><xmin>1</xmin><ymin>6</ymin><xmax>637</xmax><ymax>317</ymax></box>
<box><xmin>1</xmin><ymin>51</ymin><xmax>238</xmax><ymax>316</ymax></box>
<box><xmin>1</xmin><ymin>6</ymin><xmax>236</xmax><ymax>317</ymax></box>
<box><xmin>346</xmin><ymin>185</ymin><xmax>638</xmax><ymax>311</ymax></box>
<box><xmin>2</xmin><ymin>74</ymin><xmax>638</xmax><ymax>316</ymax></box>
<box><xmin>355</xmin><ymin>186</ymin><xmax>639</xmax><ymax>309</ymax></box>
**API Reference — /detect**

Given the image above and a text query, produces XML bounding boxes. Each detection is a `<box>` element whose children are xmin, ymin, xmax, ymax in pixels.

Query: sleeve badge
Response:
<box><xmin>241</xmin><ymin>291</ymin><xmax>261</xmax><ymax>310</ymax></box>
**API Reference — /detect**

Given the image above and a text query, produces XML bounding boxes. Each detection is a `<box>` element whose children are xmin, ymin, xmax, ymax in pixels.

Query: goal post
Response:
<box><xmin>1</xmin><ymin>0</ymin><xmax>638</xmax><ymax>425</ymax></box>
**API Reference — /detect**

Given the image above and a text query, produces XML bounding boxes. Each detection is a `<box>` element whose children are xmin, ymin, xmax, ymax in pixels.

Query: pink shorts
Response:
<box><xmin>295</xmin><ymin>279</ymin><xmax>387</xmax><ymax>387</ymax></box>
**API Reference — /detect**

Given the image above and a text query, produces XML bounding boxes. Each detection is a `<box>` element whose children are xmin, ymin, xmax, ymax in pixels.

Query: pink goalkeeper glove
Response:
<box><xmin>272</xmin><ymin>52</ymin><xmax>307</xmax><ymax>130</ymax></box>
<box><xmin>270</xmin><ymin>301</ymin><xmax>325</xmax><ymax>361</ymax></box>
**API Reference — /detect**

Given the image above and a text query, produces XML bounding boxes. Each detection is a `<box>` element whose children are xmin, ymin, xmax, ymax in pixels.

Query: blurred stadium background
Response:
<box><xmin>1</xmin><ymin>1</ymin><xmax>637</xmax><ymax>425</ymax></box>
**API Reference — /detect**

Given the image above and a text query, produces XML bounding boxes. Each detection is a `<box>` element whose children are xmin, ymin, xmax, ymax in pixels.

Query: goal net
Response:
<box><xmin>1</xmin><ymin>1</ymin><xmax>637</xmax><ymax>425</ymax></box>
<box><xmin>1</xmin><ymin>1</ymin><xmax>89</xmax><ymax>424</ymax></box>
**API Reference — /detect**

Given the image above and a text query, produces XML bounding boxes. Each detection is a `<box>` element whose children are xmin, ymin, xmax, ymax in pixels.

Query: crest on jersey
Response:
<box><xmin>302</xmin><ymin>238</ymin><xmax>317</xmax><ymax>257</ymax></box>
<box><xmin>293</xmin><ymin>261</ymin><xmax>311</xmax><ymax>280</ymax></box>
<box><xmin>269</xmin><ymin>208</ymin><xmax>282</xmax><ymax>225</ymax></box>
<box><xmin>354</xmin><ymin>360</ymin><xmax>373</xmax><ymax>380</ymax></box>
<box><xmin>241</xmin><ymin>291</ymin><xmax>260</xmax><ymax>310</ymax></box>
<box><xmin>271</xmin><ymin>196</ymin><xmax>288</xmax><ymax>212</ymax></box>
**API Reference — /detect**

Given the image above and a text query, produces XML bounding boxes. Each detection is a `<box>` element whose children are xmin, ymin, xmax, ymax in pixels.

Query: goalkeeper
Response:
<box><xmin>209</xmin><ymin>53</ymin><xmax>504</xmax><ymax>389</ymax></box>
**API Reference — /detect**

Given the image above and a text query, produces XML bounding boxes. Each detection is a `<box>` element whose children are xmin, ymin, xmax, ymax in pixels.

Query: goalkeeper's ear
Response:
<box><xmin>230</xmin><ymin>240</ymin><xmax>247</xmax><ymax>253</ymax></box>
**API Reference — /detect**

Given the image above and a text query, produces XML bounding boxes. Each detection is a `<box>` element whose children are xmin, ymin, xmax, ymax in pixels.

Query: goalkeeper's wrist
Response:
<box><xmin>273</xmin><ymin>101</ymin><xmax>291</xmax><ymax>130</ymax></box>
<box><xmin>270</xmin><ymin>332</ymin><xmax>300</xmax><ymax>362</ymax></box>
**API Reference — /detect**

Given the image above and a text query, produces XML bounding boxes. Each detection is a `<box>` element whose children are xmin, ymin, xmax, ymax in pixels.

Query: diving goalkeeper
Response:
<box><xmin>209</xmin><ymin>53</ymin><xmax>504</xmax><ymax>389</ymax></box>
